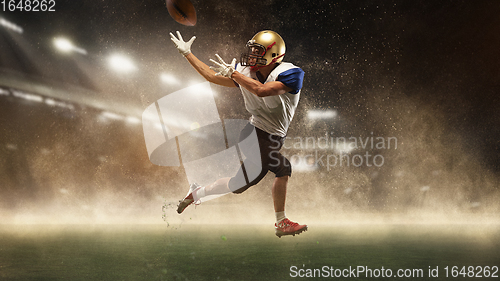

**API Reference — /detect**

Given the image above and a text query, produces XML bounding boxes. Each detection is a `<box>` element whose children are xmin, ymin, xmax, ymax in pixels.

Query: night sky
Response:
<box><xmin>0</xmin><ymin>0</ymin><xmax>499</xmax><ymax>223</ymax></box>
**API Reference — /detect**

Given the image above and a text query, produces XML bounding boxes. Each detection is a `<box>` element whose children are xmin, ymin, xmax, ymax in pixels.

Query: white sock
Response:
<box><xmin>194</xmin><ymin>186</ymin><xmax>206</xmax><ymax>200</ymax></box>
<box><xmin>275</xmin><ymin>211</ymin><xmax>286</xmax><ymax>223</ymax></box>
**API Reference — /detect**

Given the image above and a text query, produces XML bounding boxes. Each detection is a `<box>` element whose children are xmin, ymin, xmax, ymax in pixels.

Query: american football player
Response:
<box><xmin>170</xmin><ymin>30</ymin><xmax>307</xmax><ymax>237</ymax></box>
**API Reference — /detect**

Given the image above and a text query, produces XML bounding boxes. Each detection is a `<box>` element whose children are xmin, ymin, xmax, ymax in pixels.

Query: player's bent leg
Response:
<box><xmin>178</xmin><ymin>177</ymin><xmax>235</xmax><ymax>214</ymax></box>
<box><xmin>228</xmin><ymin>157</ymin><xmax>268</xmax><ymax>194</ymax></box>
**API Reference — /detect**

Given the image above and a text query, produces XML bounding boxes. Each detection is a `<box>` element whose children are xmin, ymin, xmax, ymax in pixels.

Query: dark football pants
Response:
<box><xmin>228</xmin><ymin>123</ymin><xmax>292</xmax><ymax>194</ymax></box>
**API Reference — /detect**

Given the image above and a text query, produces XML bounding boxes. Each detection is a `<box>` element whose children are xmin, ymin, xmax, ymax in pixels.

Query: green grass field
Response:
<box><xmin>0</xmin><ymin>224</ymin><xmax>498</xmax><ymax>280</ymax></box>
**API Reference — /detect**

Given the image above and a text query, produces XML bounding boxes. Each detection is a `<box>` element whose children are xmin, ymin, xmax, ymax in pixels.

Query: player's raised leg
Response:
<box><xmin>177</xmin><ymin>178</ymin><xmax>231</xmax><ymax>214</ymax></box>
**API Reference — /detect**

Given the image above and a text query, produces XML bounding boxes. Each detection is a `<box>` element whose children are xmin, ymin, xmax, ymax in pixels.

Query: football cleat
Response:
<box><xmin>275</xmin><ymin>218</ymin><xmax>308</xmax><ymax>238</ymax></box>
<box><xmin>177</xmin><ymin>183</ymin><xmax>202</xmax><ymax>214</ymax></box>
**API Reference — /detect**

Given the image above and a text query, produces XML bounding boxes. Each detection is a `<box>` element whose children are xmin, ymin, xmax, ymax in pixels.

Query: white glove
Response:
<box><xmin>169</xmin><ymin>31</ymin><xmax>196</xmax><ymax>56</ymax></box>
<box><xmin>210</xmin><ymin>54</ymin><xmax>236</xmax><ymax>78</ymax></box>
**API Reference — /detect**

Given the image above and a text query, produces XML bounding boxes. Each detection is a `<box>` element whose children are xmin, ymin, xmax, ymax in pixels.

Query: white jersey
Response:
<box><xmin>235</xmin><ymin>62</ymin><xmax>304</xmax><ymax>137</ymax></box>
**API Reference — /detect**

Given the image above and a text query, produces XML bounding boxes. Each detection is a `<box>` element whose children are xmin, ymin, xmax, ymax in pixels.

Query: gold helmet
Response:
<box><xmin>240</xmin><ymin>30</ymin><xmax>286</xmax><ymax>70</ymax></box>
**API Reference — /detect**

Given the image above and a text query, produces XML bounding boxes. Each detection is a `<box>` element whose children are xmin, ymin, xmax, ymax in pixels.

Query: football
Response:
<box><xmin>165</xmin><ymin>0</ymin><xmax>197</xmax><ymax>26</ymax></box>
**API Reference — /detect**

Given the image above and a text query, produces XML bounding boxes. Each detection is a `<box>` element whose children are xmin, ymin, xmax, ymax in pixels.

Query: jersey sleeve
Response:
<box><xmin>277</xmin><ymin>67</ymin><xmax>304</xmax><ymax>95</ymax></box>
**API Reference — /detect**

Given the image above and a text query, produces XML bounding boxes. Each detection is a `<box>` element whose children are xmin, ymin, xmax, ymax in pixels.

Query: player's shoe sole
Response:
<box><xmin>176</xmin><ymin>183</ymin><xmax>201</xmax><ymax>214</ymax></box>
<box><xmin>275</xmin><ymin>225</ymin><xmax>308</xmax><ymax>238</ymax></box>
<box><xmin>177</xmin><ymin>198</ymin><xmax>194</xmax><ymax>214</ymax></box>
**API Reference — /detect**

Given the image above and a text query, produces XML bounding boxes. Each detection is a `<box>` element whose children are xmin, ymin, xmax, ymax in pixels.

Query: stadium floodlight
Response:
<box><xmin>125</xmin><ymin>116</ymin><xmax>141</xmax><ymax>125</ymax></box>
<box><xmin>0</xmin><ymin>88</ymin><xmax>9</xmax><ymax>96</ymax></box>
<box><xmin>307</xmin><ymin>109</ymin><xmax>337</xmax><ymax>120</ymax></box>
<box><xmin>45</xmin><ymin>98</ymin><xmax>75</xmax><ymax>110</ymax></box>
<box><xmin>54</xmin><ymin>38</ymin><xmax>72</xmax><ymax>52</ymax></box>
<box><xmin>290</xmin><ymin>155</ymin><xmax>318</xmax><ymax>173</ymax></box>
<box><xmin>53</xmin><ymin>37</ymin><xmax>87</xmax><ymax>55</ymax></box>
<box><xmin>0</xmin><ymin>17</ymin><xmax>23</xmax><ymax>34</ymax></box>
<box><xmin>11</xmin><ymin>89</ymin><xmax>43</xmax><ymax>103</ymax></box>
<box><xmin>160</xmin><ymin>73</ymin><xmax>179</xmax><ymax>85</ymax></box>
<box><xmin>100</xmin><ymin>111</ymin><xmax>124</xmax><ymax>121</ymax></box>
<box><xmin>109</xmin><ymin>54</ymin><xmax>136</xmax><ymax>73</ymax></box>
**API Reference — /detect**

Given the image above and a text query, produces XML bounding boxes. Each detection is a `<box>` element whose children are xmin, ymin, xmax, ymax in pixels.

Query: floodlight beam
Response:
<box><xmin>109</xmin><ymin>54</ymin><xmax>137</xmax><ymax>72</ymax></box>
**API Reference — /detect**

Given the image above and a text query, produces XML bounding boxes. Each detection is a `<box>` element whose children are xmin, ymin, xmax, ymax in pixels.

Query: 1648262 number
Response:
<box><xmin>444</xmin><ymin>266</ymin><xmax>499</xmax><ymax>278</ymax></box>
<box><xmin>2</xmin><ymin>0</ymin><xmax>56</xmax><ymax>11</ymax></box>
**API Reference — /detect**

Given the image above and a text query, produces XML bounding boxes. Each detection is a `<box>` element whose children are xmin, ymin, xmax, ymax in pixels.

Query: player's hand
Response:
<box><xmin>169</xmin><ymin>31</ymin><xmax>196</xmax><ymax>56</ymax></box>
<box><xmin>210</xmin><ymin>54</ymin><xmax>236</xmax><ymax>78</ymax></box>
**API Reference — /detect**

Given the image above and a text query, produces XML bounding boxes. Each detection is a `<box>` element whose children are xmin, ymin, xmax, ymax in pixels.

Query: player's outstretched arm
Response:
<box><xmin>185</xmin><ymin>53</ymin><xmax>237</xmax><ymax>88</ymax></box>
<box><xmin>210</xmin><ymin>54</ymin><xmax>292</xmax><ymax>97</ymax></box>
<box><xmin>170</xmin><ymin>31</ymin><xmax>236</xmax><ymax>88</ymax></box>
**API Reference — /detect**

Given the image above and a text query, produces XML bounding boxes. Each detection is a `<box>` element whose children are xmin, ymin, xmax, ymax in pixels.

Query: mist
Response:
<box><xmin>0</xmin><ymin>0</ymin><xmax>498</xmax><ymax>226</ymax></box>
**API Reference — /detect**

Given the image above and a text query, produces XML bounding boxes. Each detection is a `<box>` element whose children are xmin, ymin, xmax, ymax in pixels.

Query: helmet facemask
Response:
<box><xmin>240</xmin><ymin>40</ymin><xmax>267</xmax><ymax>67</ymax></box>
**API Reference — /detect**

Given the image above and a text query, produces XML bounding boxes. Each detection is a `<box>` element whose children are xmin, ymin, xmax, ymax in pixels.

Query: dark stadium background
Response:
<box><xmin>0</xmin><ymin>0</ymin><xmax>498</xmax><ymax>223</ymax></box>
